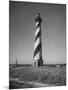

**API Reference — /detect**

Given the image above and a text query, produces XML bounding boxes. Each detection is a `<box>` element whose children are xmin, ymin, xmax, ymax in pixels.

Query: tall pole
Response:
<box><xmin>33</xmin><ymin>13</ymin><xmax>43</xmax><ymax>66</ymax></box>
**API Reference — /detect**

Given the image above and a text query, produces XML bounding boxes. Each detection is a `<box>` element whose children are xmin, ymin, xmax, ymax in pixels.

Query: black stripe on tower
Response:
<box><xmin>36</xmin><ymin>23</ymin><xmax>41</xmax><ymax>28</ymax></box>
<box><xmin>33</xmin><ymin>42</ymin><xmax>42</xmax><ymax>58</ymax></box>
<box><xmin>35</xmin><ymin>30</ymin><xmax>41</xmax><ymax>41</ymax></box>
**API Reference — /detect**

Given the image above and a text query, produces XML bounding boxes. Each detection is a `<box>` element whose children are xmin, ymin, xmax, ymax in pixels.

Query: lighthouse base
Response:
<box><xmin>33</xmin><ymin>59</ymin><xmax>43</xmax><ymax>67</ymax></box>
<box><xmin>38</xmin><ymin>60</ymin><xmax>43</xmax><ymax>66</ymax></box>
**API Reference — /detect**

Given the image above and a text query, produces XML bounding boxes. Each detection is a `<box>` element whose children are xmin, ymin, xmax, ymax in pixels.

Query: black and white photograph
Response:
<box><xmin>9</xmin><ymin>0</ymin><xmax>66</xmax><ymax>89</ymax></box>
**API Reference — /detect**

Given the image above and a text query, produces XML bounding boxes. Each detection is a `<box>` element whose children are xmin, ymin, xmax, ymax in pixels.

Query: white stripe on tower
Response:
<box><xmin>36</xmin><ymin>22</ymin><xmax>39</xmax><ymax>27</ymax></box>
<box><xmin>34</xmin><ymin>37</ymin><xmax>41</xmax><ymax>50</ymax></box>
<box><xmin>33</xmin><ymin>13</ymin><xmax>43</xmax><ymax>66</ymax></box>
<box><xmin>34</xmin><ymin>49</ymin><xmax>42</xmax><ymax>60</ymax></box>
<box><xmin>35</xmin><ymin>27</ymin><xmax>40</xmax><ymax>37</ymax></box>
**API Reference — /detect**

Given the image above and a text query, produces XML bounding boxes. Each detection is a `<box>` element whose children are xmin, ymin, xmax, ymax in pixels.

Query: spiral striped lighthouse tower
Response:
<box><xmin>33</xmin><ymin>13</ymin><xmax>43</xmax><ymax>67</ymax></box>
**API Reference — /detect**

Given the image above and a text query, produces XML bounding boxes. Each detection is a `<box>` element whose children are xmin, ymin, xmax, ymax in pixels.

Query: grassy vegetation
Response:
<box><xmin>9</xmin><ymin>81</ymin><xmax>34</xmax><ymax>89</ymax></box>
<box><xmin>9</xmin><ymin>65</ymin><xmax>66</xmax><ymax>88</ymax></box>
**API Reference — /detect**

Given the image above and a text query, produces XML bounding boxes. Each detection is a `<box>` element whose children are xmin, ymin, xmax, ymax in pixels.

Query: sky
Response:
<box><xmin>9</xmin><ymin>1</ymin><xmax>66</xmax><ymax>64</ymax></box>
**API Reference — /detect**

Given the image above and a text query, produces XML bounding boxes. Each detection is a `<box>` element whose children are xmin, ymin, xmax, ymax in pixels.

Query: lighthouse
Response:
<box><xmin>33</xmin><ymin>13</ymin><xmax>43</xmax><ymax>67</ymax></box>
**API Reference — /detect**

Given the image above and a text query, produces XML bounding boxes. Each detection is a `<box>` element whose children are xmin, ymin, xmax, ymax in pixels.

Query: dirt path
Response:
<box><xmin>10</xmin><ymin>78</ymin><xmax>54</xmax><ymax>87</ymax></box>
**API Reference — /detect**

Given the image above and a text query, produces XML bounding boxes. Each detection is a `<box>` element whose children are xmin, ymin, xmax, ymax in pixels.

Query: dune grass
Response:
<box><xmin>9</xmin><ymin>65</ymin><xmax>66</xmax><ymax>87</ymax></box>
